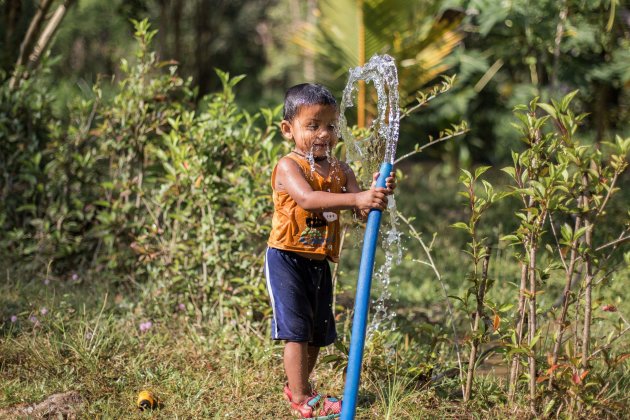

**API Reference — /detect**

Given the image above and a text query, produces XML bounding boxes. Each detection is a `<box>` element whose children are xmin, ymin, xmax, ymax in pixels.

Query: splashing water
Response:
<box><xmin>339</xmin><ymin>54</ymin><xmax>400</xmax><ymax>172</ymax></box>
<box><xmin>338</xmin><ymin>54</ymin><xmax>402</xmax><ymax>333</ymax></box>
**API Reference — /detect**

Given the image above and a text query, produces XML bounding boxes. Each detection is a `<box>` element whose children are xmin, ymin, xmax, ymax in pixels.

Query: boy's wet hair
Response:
<box><xmin>283</xmin><ymin>83</ymin><xmax>337</xmax><ymax>122</ymax></box>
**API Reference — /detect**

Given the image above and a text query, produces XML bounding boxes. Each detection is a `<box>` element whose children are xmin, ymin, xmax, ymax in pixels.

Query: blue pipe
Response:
<box><xmin>341</xmin><ymin>161</ymin><xmax>393</xmax><ymax>420</ymax></box>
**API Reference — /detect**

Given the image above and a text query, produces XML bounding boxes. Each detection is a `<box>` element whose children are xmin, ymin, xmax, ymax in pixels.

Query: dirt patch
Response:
<box><xmin>0</xmin><ymin>391</ymin><xmax>84</xmax><ymax>419</ymax></box>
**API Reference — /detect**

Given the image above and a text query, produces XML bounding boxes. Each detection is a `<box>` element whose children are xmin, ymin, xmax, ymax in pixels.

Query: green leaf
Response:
<box><xmin>474</xmin><ymin>165</ymin><xmax>492</xmax><ymax>179</ymax></box>
<box><xmin>501</xmin><ymin>166</ymin><xmax>516</xmax><ymax>179</ymax></box>
<box><xmin>450</xmin><ymin>222</ymin><xmax>470</xmax><ymax>232</ymax></box>
<box><xmin>93</xmin><ymin>200</ymin><xmax>111</xmax><ymax>208</ymax></box>
<box><xmin>538</xmin><ymin>102</ymin><xmax>557</xmax><ymax>119</ymax></box>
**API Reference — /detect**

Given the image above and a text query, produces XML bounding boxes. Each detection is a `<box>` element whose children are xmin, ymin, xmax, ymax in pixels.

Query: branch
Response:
<box><xmin>596</xmin><ymin>234</ymin><xmax>630</xmax><ymax>252</ymax></box>
<box><xmin>397</xmin><ymin>211</ymin><xmax>465</xmax><ymax>396</ymax></box>
<box><xmin>394</xmin><ymin>125</ymin><xmax>469</xmax><ymax>165</ymax></box>
<box><xmin>401</xmin><ymin>75</ymin><xmax>457</xmax><ymax>120</ymax></box>
<box><xmin>401</xmin><ymin>93</ymin><xmax>438</xmax><ymax>118</ymax></box>
<box><xmin>590</xmin><ymin>325</ymin><xmax>630</xmax><ymax>359</ymax></box>
<box><xmin>596</xmin><ymin>171</ymin><xmax>620</xmax><ymax>218</ymax></box>
<box><xmin>547</xmin><ymin>212</ymin><xmax>568</xmax><ymax>272</ymax></box>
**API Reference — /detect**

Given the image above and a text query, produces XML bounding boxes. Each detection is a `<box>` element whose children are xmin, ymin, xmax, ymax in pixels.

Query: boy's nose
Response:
<box><xmin>318</xmin><ymin>126</ymin><xmax>334</xmax><ymax>138</ymax></box>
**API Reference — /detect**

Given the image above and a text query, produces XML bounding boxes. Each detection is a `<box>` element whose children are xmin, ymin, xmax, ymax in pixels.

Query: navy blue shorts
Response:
<box><xmin>264</xmin><ymin>247</ymin><xmax>337</xmax><ymax>347</ymax></box>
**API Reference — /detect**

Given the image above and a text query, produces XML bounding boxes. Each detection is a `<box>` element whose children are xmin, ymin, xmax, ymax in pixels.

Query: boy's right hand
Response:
<box><xmin>355</xmin><ymin>188</ymin><xmax>388</xmax><ymax>212</ymax></box>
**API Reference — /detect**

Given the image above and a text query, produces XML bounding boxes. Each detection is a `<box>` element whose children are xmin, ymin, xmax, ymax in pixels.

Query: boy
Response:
<box><xmin>265</xmin><ymin>83</ymin><xmax>395</xmax><ymax>418</ymax></box>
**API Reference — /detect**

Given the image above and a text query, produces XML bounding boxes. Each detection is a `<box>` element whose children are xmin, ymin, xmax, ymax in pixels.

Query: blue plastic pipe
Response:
<box><xmin>341</xmin><ymin>161</ymin><xmax>393</xmax><ymax>420</ymax></box>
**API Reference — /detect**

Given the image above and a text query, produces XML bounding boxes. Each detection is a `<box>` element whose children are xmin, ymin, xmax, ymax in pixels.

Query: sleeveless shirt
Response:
<box><xmin>267</xmin><ymin>153</ymin><xmax>347</xmax><ymax>262</ymax></box>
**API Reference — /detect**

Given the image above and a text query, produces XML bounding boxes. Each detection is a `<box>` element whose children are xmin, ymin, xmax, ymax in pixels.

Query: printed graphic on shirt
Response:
<box><xmin>299</xmin><ymin>213</ymin><xmax>337</xmax><ymax>247</ymax></box>
<box><xmin>306</xmin><ymin>216</ymin><xmax>327</xmax><ymax>228</ymax></box>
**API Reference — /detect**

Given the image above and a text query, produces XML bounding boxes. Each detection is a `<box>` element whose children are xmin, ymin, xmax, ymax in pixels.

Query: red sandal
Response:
<box><xmin>284</xmin><ymin>383</ymin><xmax>342</xmax><ymax>419</ymax></box>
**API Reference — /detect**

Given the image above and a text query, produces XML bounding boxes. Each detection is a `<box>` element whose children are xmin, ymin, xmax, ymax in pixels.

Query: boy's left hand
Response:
<box><xmin>370</xmin><ymin>171</ymin><xmax>396</xmax><ymax>195</ymax></box>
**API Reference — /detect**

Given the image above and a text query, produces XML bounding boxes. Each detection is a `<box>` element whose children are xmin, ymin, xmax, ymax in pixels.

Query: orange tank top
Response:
<box><xmin>267</xmin><ymin>153</ymin><xmax>347</xmax><ymax>262</ymax></box>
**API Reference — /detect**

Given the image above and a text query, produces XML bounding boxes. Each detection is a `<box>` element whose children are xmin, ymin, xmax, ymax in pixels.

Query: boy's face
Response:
<box><xmin>281</xmin><ymin>104</ymin><xmax>338</xmax><ymax>159</ymax></box>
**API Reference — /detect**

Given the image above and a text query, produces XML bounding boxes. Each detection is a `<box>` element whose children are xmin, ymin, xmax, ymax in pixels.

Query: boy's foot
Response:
<box><xmin>284</xmin><ymin>384</ymin><xmax>342</xmax><ymax>418</ymax></box>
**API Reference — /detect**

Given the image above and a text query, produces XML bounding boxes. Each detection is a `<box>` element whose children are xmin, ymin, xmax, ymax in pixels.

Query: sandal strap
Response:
<box><xmin>306</xmin><ymin>394</ymin><xmax>322</xmax><ymax>408</ymax></box>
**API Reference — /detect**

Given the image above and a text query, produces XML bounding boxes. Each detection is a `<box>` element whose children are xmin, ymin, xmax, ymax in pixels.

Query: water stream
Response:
<box><xmin>338</xmin><ymin>54</ymin><xmax>402</xmax><ymax>334</ymax></box>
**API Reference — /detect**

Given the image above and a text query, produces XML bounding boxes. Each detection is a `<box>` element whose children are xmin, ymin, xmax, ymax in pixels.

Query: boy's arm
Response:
<box><xmin>341</xmin><ymin>162</ymin><xmax>396</xmax><ymax>220</ymax></box>
<box><xmin>275</xmin><ymin>157</ymin><xmax>389</xmax><ymax>212</ymax></box>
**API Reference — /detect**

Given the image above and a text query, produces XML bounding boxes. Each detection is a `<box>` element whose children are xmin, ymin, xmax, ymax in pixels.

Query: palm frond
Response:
<box><xmin>290</xmin><ymin>0</ymin><xmax>464</xmax><ymax>114</ymax></box>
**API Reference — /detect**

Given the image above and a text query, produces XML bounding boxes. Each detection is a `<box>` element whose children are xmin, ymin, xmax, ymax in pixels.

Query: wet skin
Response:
<box><xmin>276</xmin><ymin>104</ymin><xmax>395</xmax><ymax>215</ymax></box>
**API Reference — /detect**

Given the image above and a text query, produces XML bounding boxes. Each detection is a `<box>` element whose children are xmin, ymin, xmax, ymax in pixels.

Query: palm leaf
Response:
<box><xmin>291</xmin><ymin>0</ymin><xmax>464</xmax><ymax>119</ymax></box>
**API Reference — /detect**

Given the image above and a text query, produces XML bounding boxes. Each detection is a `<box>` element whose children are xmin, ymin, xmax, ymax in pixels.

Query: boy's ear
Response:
<box><xmin>280</xmin><ymin>120</ymin><xmax>293</xmax><ymax>140</ymax></box>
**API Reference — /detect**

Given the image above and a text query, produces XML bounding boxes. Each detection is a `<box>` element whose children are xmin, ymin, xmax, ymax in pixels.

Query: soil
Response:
<box><xmin>0</xmin><ymin>391</ymin><xmax>83</xmax><ymax>419</ymax></box>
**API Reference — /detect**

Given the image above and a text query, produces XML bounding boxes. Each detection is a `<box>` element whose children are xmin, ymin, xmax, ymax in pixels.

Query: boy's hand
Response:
<box><xmin>355</xmin><ymin>188</ymin><xmax>388</xmax><ymax>212</ymax></box>
<box><xmin>370</xmin><ymin>171</ymin><xmax>397</xmax><ymax>195</ymax></box>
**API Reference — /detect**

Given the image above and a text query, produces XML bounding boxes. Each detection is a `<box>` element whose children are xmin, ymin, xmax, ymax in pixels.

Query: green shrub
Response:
<box><xmin>0</xmin><ymin>20</ymin><xmax>285</xmax><ymax>324</ymax></box>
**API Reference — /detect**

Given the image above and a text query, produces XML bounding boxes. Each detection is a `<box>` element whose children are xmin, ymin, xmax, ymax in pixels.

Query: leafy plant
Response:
<box><xmin>452</xmin><ymin>165</ymin><xmax>506</xmax><ymax>401</ymax></box>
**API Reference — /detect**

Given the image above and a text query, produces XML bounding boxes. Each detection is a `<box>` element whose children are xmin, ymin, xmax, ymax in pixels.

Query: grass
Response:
<box><xmin>0</xmin><ymin>266</ymin><xmax>525</xmax><ymax>419</ymax></box>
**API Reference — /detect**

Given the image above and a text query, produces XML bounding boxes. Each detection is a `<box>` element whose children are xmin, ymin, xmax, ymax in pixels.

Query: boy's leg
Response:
<box><xmin>285</xmin><ymin>343</ymin><xmax>321</xmax><ymax>403</ymax></box>
<box><xmin>285</xmin><ymin>341</ymin><xmax>312</xmax><ymax>403</ymax></box>
<box><xmin>307</xmin><ymin>345</ymin><xmax>320</xmax><ymax>375</ymax></box>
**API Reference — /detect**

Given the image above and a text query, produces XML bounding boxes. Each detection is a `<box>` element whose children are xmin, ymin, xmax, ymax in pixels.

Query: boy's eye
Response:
<box><xmin>307</xmin><ymin>125</ymin><xmax>318</xmax><ymax>130</ymax></box>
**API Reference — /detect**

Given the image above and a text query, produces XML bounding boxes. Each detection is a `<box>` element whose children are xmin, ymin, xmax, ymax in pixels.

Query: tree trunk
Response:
<box><xmin>25</xmin><ymin>0</ymin><xmax>76</xmax><ymax>72</ymax></box>
<box><xmin>508</xmin><ymin>261</ymin><xmax>528</xmax><ymax>402</ymax></box>
<box><xmin>173</xmin><ymin>0</ymin><xmax>183</xmax><ymax>62</ymax></box>
<box><xmin>548</xmin><ymin>210</ymin><xmax>583</xmax><ymax>390</ymax></box>
<box><xmin>195</xmin><ymin>0</ymin><xmax>214</xmax><ymax>97</ymax></box>
<box><xmin>3</xmin><ymin>0</ymin><xmax>22</xmax><ymax>68</ymax></box>
<box><xmin>303</xmin><ymin>0</ymin><xmax>316</xmax><ymax>81</ymax></box>
<box><xmin>357</xmin><ymin>0</ymin><xmax>365</xmax><ymax>128</ymax></box>
<box><xmin>581</xmin><ymin>219</ymin><xmax>594</xmax><ymax>368</ymax></box>
<box><xmin>464</xmin><ymin>247</ymin><xmax>491</xmax><ymax>402</ymax></box>
<box><xmin>550</xmin><ymin>0</ymin><xmax>568</xmax><ymax>90</ymax></box>
<box><xmin>9</xmin><ymin>0</ymin><xmax>54</xmax><ymax>89</ymax></box>
<box><xmin>528</xmin><ymin>239</ymin><xmax>538</xmax><ymax>415</ymax></box>
<box><xmin>157</xmin><ymin>0</ymin><xmax>169</xmax><ymax>58</ymax></box>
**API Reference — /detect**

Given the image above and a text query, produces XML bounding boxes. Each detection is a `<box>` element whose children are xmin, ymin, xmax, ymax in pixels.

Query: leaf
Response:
<box><xmin>580</xmin><ymin>370</ymin><xmax>589</xmax><ymax>382</ymax></box>
<box><xmin>500</xmin><ymin>166</ymin><xmax>516</xmax><ymax>179</ymax></box>
<box><xmin>493</xmin><ymin>313</ymin><xmax>501</xmax><ymax>331</ymax></box>
<box><xmin>546</xmin><ymin>364</ymin><xmax>560</xmax><ymax>374</ymax></box>
<box><xmin>474</xmin><ymin>165</ymin><xmax>492</xmax><ymax>179</ymax></box>
<box><xmin>460</xmin><ymin>168</ymin><xmax>473</xmax><ymax>183</ymax></box>
<box><xmin>560</xmin><ymin>90</ymin><xmax>579</xmax><ymax>112</ymax></box>
<box><xmin>321</xmin><ymin>354</ymin><xmax>342</xmax><ymax>364</ymax></box>
<box><xmin>500</xmin><ymin>234</ymin><xmax>520</xmax><ymax>243</ymax></box>
<box><xmin>93</xmin><ymin>200</ymin><xmax>111</xmax><ymax>208</ymax></box>
<box><xmin>543</xmin><ymin>399</ymin><xmax>556</xmax><ymax>417</ymax></box>
<box><xmin>615</xmin><ymin>353</ymin><xmax>630</xmax><ymax>365</ymax></box>
<box><xmin>538</xmin><ymin>102</ymin><xmax>557</xmax><ymax>120</ymax></box>
<box><xmin>450</xmin><ymin>222</ymin><xmax>470</xmax><ymax>232</ymax></box>
<box><xmin>448</xmin><ymin>295</ymin><xmax>465</xmax><ymax>304</ymax></box>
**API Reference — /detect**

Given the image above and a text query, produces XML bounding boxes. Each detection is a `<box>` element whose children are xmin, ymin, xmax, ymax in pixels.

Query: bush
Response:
<box><xmin>0</xmin><ymin>19</ymin><xmax>285</xmax><ymax>324</ymax></box>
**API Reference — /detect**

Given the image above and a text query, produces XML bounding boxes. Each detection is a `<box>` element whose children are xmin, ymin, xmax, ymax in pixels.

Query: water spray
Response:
<box><xmin>338</xmin><ymin>54</ymin><xmax>400</xmax><ymax>420</ymax></box>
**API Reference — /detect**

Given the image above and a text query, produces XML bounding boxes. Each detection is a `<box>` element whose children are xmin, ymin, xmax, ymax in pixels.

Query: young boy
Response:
<box><xmin>265</xmin><ymin>83</ymin><xmax>395</xmax><ymax>418</ymax></box>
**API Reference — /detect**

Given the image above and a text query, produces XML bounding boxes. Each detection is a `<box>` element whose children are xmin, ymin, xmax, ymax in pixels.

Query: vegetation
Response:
<box><xmin>1</xmin><ymin>1</ymin><xmax>629</xmax><ymax>418</ymax></box>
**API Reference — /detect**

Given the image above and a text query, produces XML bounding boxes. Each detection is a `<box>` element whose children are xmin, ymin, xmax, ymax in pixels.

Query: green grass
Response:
<box><xmin>0</xmin><ymin>267</ymin><xmax>520</xmax><ymax>419</ymax></box>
